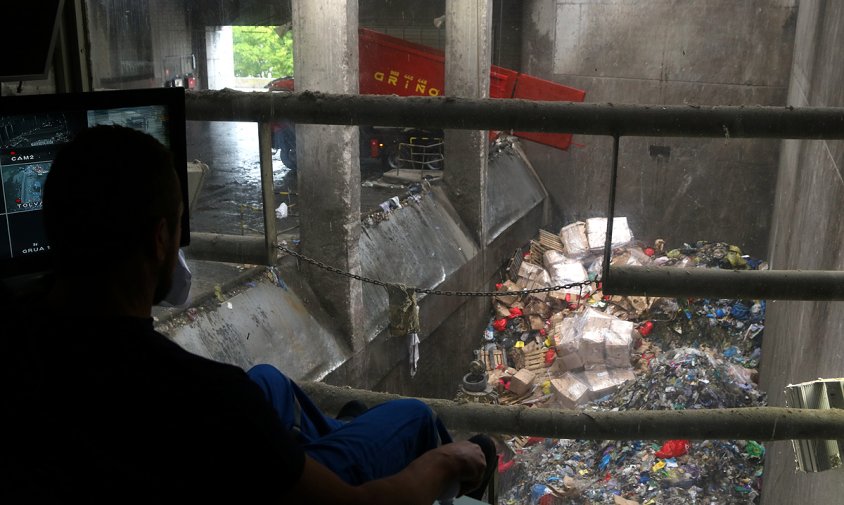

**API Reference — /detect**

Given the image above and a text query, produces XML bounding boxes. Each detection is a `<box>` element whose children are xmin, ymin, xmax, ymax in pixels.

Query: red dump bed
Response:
<box><xmin>358</xmin><ymin>28</ymin><xmax>586</xmax><ymax>150</ymax></box>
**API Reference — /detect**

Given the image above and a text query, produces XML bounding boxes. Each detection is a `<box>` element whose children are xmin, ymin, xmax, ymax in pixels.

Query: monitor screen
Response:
<box><xmin>0</xmin><ymin>87</ymin><xmax>188</xmax><ymax>279</ymax></box>
<box><xmin>0</xmin><ymin>0</ymin><xmax>64</xmax><ymax>82</ymax></box>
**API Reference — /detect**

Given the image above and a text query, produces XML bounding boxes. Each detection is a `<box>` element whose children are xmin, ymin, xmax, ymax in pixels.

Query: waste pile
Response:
<box><xmin>497</xmin><ymin>349</ymin><xmax>766</xmax><ymax>505</ymax></box>
<box><xmin>462</xmin><ymin>217</ymin><xmax>768</xmax><ymax>504</ymax></box>
<box><xmin>594</xmin><ymin>348</ymin><xmax>764</xmax><ymax>412</ymax></box>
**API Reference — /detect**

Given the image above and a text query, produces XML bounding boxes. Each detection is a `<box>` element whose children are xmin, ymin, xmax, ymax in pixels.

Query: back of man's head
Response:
<box><xmin>43</xmin><ymin>125</ymin><xmax>181</xmax><ymax>274</ymax></box>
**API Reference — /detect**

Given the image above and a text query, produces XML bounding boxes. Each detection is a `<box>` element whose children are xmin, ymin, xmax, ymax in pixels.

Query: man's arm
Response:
<box><xmin>286</xmin><ymin>440</ymin><xmax>486</xmax><ymax>505</ymax></box>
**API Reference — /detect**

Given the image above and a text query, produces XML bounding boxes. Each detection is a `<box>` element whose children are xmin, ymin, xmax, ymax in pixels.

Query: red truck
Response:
<box><xmin>268</xmin><ymin>29</ymin><xmax>585</xmax><ymax>170</ymax></box>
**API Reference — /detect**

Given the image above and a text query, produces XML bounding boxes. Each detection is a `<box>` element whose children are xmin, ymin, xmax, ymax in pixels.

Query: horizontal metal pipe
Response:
<box><xmin>605</xmin><ymin>266</ymin><xmax>844</xmax><ymax>300</ymax></box>
<box><xmin>186</xmin><ymin>89</ymin><xmax>844</xmax><ymax>139</ymax></box>
<box><xmin>300</xmin><ymin>382</ymin><xmax>844</xmax><ymax>441</ymax></box>
<box><xmin>185</xmin><ymin>233</ymin><xmax>844</xmax><ymax>301</ymax></box>
<box><xmin>186</xmin><ymin>232</ymin><xmax>270</xmax><ymax>266</ymax></box>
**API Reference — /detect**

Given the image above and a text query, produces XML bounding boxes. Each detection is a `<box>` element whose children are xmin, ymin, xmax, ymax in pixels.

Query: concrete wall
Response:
<box><xmin>520</xmin><ymin>0</ymin><xmax>797</xmax><ymax>257</ymax></box>
<box><xmin>162</xmin><ymin>143</ymin><xmax>545</xmax><ymax>399</ymax></box>
<box><xmin>166</xmin><ymin>277</ymin><xmax>351</xmax><ymax>381</ymax></box>
<box><xmin>760</xmin><ymin>1</ymin><xmax>844</xmax><ymax>503</ymax></box>
<box><xmin>329</xmin><ymin>144</ymin><xmax>547</xmax><ymax>397</ymax></box>
<box><xmin>84</xmin><ymin>0</ymin><xmax>193</xmax><ymax>89</ymax></box>
<box><xmin>360</xmin><ymin>0</ymin><xmax>446</xmax><ymax>49</ymax></box>
<box><xmin>360</xmin><ymin>0</ymin><xmax>520</xmax><ymax>70</ymax></box>
<box><xmin>149</xmin><ymin>0</ymin><xmax>195</xmax><ymax>82</ymax></box>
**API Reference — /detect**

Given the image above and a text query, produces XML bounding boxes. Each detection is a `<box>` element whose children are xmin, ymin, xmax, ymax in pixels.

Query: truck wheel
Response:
<box><xmin>425</xmin><ymin>158</ymin><xmax>443</xmax><ymax>170</ymax></box>
<box><xmin>382</xmin><ymin>145</ymin><xmax>405</xmax><ymax>170</ymax></box>
<box><xmin>279</xmin><ymin>146</ymin><xmax>297</xmax><ymax>170</ymax></box>
<box><xmin>278</xmin><ymin>128</ymin><xmax>297</xmax><ymax>170</ymax></box>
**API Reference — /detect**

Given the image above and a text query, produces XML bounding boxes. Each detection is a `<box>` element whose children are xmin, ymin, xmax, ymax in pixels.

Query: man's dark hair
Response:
<box><xmin>43</xmin><ymin>125</ymin><xmax>182</xmax><ymax>273</ymax></box>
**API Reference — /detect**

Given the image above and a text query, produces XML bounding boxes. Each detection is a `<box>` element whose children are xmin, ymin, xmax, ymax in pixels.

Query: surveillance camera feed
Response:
<box><xmin>0</xmin><ymin>104</ymin><xmax>171</xmax><ymax>260</ymax></box>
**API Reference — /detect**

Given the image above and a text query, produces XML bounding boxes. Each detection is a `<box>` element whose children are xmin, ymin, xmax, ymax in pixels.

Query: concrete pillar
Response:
<box><xmin>205</xmin><ymin>26</ymin><xmax>234</xmax><ymax>90</ymax></box>
<box><xmin>191</xmin><ymin>24</ymin><xmax>209</xmax><ymax>90</ymax></box>
<box><xmin>292</xmin><ymin>0</ymin><xmax>364</xmax><ymax>351</ymax></box>
<box><xmin>443</xmin><ymin>0</ymin><xmax>493</xmax><ymax>245</ymax></box>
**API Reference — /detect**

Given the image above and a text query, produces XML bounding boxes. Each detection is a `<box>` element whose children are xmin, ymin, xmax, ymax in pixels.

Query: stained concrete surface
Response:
<box><xmin>520</xmin><ymin>0</ymin><xmax>797</xmax><ymax>257</ymax></box>
<box><xmin>760</xmin><ymin>2</ymin><xmax>844</xmax><ymax>503</ymax></box>
<box><xmin>326</xmin><ymin>143</ymin><xmax>547</xmax><ymax>396</ymax></box>
<box><xmin>163</xmin><ymin>123</ymin><xmax>547</xmax><ymax>400</ymax></box>
<box><xmin>186</xmin><ymin>120</ymin><xmax>415</xmax><ymax>238</ymax></box>
<box><xmin>163</xmin><ymin>275</ymin><xmax>350</xmax><ymax>381</ymax></box>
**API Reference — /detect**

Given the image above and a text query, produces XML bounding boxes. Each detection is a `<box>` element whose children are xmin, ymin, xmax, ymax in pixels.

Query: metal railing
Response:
<box><xmin>185</xmin><ymin>90</ymin><xmax>844</xmax><ymax>138</ymax></box>
<box><xmin>185</xmin><ymin>89</ymin><xmax>844</xmax><ymax>300</ymax></box>
<box><xmin>184</xmin><ymin>89</ymin><xmax>844</xmax><ymax>442</ymax></box>
<box><xmin>301</xmin><ymin>382</ymin><xmax>844</xmax><ymax>442</ymax></box>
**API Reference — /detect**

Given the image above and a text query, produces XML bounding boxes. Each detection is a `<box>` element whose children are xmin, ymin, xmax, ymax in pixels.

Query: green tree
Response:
<box><xmin>233</xmin><ymin>26</ymin><xmax>294</xmax><ymax>78</ymax></box>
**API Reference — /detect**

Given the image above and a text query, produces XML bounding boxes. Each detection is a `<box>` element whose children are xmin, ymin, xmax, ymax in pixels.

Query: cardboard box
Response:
<box><xmin>559</xmin><ymin>221</ymin><xmax>589</xmax><ymax>258</ymax></box>
<box><xmin>494</xmin><ymin>302</ymin><xmax>511</xmax><ymax>318</ymax></box>
<box><xmin>584</xmin><ymin>365</ymin><xmax>618</xmax><ymax>399</ymax></box>
<box><xmin>494</xmin><ymin>280</ymin><xmax>521</xmax><ymax>306</ymax></box>
<box><xmin>518</xmin><ymin>261</ymin><xmax>549</xmax><ymax>284</ymax></box>
<box><xmin>544</xmin><ymin>250</ymin><xmax>591</xmax><ymax>300</ymax></box>
<box><xmin>524</xmin><ymin>299</ymin><xmax>552</xmax><ymax>319</ymax></box>
<box><xmin>517</xmin><ymin>262</ymin><xmax>551</xmax><ymax>301</ymax></box>
<box><xmin>581</xmin><ymin>308</ymin><xmax>613</xmax><ymax>326</ymax></box>
<box><xmin>551</xmin><ymin>373</ymin><xmax>590</xmax><ymax>409</ymax></box>
<box><xmin>605</xmin><ymin>319</ymin><xmax>635</xmax><ymax>368</ymax></box>
<box><xmin>554</xmin><ymin>318</ymin><xmax>584</xmax><ymax>373</ymax></box>
<box><xmin>610</xmin><ymin>367</ymin><xmax>636</xmax><ymax>387</ymax></box>
<box><xmin>555</xmin><ymin>318</ymin><xmax>580</xmax><ymax>356</ymax></box>
<box><xmin>509</xmin><ymin>368</ymin><xmax>536</xmax><ymax>396</ymax></box>
<box><xmin>509</xmin><ymin>348</ymin><xmax>525</xmax><ymax>370</ymax></box>
<box><xmin>579</xmin><ymin>309</ymin><xmax>612</xmax><ymax>366</ymax></box>
<box><xmin>627</xmin><ymin>296</ymin><xmax>655</xmax><ymax>317</ymax></box>
<box><xmin>552</xmin><ymin>352</ymin><xmax>585</xmax><ymax>373</ymax></box>
<box><xmin>613</xmin><ymin>495</ymin><xmax>640</xmax><ymax>505</ymax></box>
<box><xmin>585</xmin><ymin>217</ymin><xmax>634</xmax><ymax>251</ymax></box>
<box><xmin>580</xmin><ymin>328</ymin><xmax>607</xmax><ymax>366</ymax></box>
<box><xmin>528</xmin><ymin>314</ymin><xmax>546</xmax><ymax>331</ymax></box>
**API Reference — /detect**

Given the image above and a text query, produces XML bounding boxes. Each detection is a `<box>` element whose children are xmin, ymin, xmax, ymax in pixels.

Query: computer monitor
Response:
<box><xmin>0</xmin><ymin>87</ymin><xmax>188</xmax><ymax>280</ymax></box>
<box><xmin>0</xmin><ymin>0</ymin><xmax>64</xmax><ymax>82</ymax></box>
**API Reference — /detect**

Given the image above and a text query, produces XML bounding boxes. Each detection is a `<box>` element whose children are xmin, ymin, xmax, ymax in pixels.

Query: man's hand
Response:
<box><xmin>435</xmin><ymin>440</ymin><xmax>487</xmax><ymax>496</ymax></box>
<box><xmin>288</xmin><ymin>441</ymin><xmax>487</xmax><ymax>505</ymax></box>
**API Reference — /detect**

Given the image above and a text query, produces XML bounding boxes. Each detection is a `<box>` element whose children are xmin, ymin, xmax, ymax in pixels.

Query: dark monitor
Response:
<box><xmin>0</xmin><ymin>0</ymin><xmax>64</xmax><ymax>82</ymax></box>
<box><xmin>0</xmin><ymin>87</ymin><xmax>189</xmax><ymax>280</ymax></box>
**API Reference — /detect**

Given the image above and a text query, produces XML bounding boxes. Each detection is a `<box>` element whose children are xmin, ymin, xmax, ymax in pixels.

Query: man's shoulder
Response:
<box><xmin>104</xmin><ymin>317</ymin><xmax>253</xmax><ymax>388</ymax></box>
<box><xmin>6</xmin><ymin>309</ymin><xmax>248</xmax><ymax>390</ymax></box>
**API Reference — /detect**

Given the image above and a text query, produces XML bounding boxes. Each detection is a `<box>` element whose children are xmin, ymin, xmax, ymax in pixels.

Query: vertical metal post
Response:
<box><xmin>258</xmin><ymin>122</ymin><xmax>277</xmax><ymax>265</ymax></box>
<box><xmin>602</xmin><ymin>135</ymin><xmax>620</xmax><ymax>283</ymax></box>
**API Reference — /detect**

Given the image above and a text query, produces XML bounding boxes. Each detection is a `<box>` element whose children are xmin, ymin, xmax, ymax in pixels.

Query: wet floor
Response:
<box><xmin>186</xmin><ymin>121</ymin><xmax>410</xmax><ymax>238</ymax></box>
<box><xmin>187</xmin><ymin>121</ymin><xmax>293</xmax><ymax>236</ymax></box>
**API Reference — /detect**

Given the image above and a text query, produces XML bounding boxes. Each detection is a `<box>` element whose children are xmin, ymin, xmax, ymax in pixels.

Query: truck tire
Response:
<box><xmin>278</xmin><ymin>128</ymin><xmax>297</xmax><ymax>170</ymax></box>
<box><xmin>425</xmin><ymin>158</ymin><xmax>443</xmax><ymax>170</ymax></box>
<box><xmin>382</xmin><ymin>144</ymin><xmax>406</xmax><ymax>170</ymax></box>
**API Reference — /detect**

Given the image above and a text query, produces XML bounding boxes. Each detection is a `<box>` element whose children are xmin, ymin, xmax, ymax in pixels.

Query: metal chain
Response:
<box><xmin>278</xmin><ymin>244</ymin><xmax>596</xmax><ymax>297</ymax></box>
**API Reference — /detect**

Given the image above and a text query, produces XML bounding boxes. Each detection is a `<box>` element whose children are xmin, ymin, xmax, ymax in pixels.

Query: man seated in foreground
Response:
<box><xmin>2</xmin><ymin>125</ymin><xmax>493</xmax><ymax>503</ymax></box>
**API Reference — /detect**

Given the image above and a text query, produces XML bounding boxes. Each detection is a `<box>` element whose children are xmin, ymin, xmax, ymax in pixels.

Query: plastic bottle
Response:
<box><xmin>530</xmin><ymin>484</ymin><xmax>550</xmax><ymax>505</ymax></box>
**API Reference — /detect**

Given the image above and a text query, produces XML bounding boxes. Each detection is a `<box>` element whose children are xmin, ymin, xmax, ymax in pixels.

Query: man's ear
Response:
<box><xmin>153</xmin><ymin>217</ymin><xmax>170</xmax><ymax>263</ymax></box>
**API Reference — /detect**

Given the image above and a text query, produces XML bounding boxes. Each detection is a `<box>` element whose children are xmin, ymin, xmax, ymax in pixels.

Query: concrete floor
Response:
<box><xmin>173</xmin><ymin>120</ymin><xmax>436</xmax><ymax>331</ymax></box>
<box><xmin>185</xmin><ymin>120</ymin><xmax>417</xmax><ymax>238</ymax></box>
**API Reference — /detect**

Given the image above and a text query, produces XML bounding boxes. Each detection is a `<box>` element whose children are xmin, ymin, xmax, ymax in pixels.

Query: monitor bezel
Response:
<box><xmin>0</xmin><ymin>87</ymin><xmax>189</xmax><ymax>280</ymax></box>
